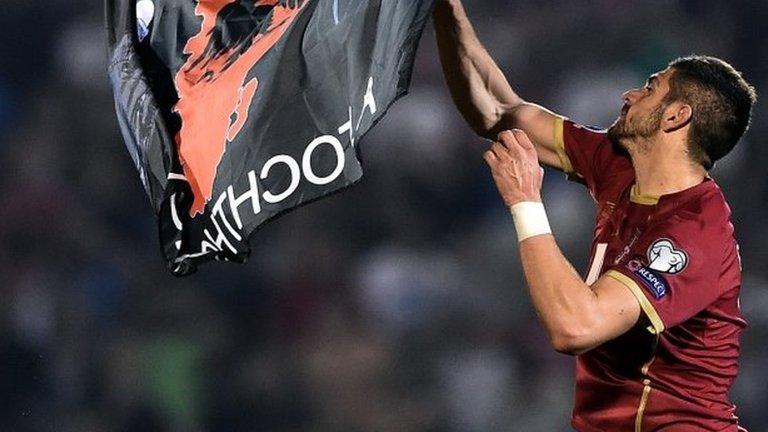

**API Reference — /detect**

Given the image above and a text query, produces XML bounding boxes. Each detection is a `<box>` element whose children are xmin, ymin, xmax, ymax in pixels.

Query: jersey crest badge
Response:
<box><xmin>647</xmin><ymin>239</ymin><xmax>688</xmax><ymax>274</ymax></box>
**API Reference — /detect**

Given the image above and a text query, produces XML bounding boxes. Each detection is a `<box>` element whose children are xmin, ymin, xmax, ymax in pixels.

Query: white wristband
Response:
<box><xmin>510</xmin><ymin>201</ymin><xmax>552</xmax><ymax>242</ymax></box>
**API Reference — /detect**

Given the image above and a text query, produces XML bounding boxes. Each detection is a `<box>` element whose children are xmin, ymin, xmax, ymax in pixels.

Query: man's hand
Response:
<box><xmin>483</xmin><ymin>129</ymin><xmax>544</xmax><ymax>207</ymax></box>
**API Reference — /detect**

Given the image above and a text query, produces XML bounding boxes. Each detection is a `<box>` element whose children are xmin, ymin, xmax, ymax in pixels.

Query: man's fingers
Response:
<box><xmin>497</xmin><ymin>130</ymin><xmax>518</xmax><ymax>150</ymax></box>
<box><xmin>490</xmin><ymin>142</ymin><xmax>511</xmax><ymax>161</ymax></box>
<box><xmin>498</xmin><ymin>130</ymin><xmax>525</xmax><ymax>159</ymax></box>
<box><xmin>491</xmin><ymin>129</ymin><xmax>536</xmax><ymax>167</ymax></box>
<box><xmin>512</xmin><ymin>129</ymin><xmax>536</xmax><ymax>153</ymax></box>
<box><xmin>483</xmin><ymin>150</ymin><xmax>498</xmax><ymax>167</ymax></box>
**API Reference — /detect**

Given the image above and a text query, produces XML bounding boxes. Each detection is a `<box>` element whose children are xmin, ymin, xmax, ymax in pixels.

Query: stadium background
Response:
<box><xmin>1</xmin><ymin>1</ymin><xmax>767</xmax><ymax>431</ymax></box>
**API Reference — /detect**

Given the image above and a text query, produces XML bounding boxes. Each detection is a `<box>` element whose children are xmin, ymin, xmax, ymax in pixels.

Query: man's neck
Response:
<box><xmin>629</xmin><ymin>139</ymin><xmax>707</xmax><ymax>198</ymax></box>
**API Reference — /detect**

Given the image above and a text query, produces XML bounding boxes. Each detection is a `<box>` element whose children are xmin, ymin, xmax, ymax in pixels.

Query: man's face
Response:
<box><xmin>608</xmin><ymin>68</ymin><xmax>674</xmax><ymax>150</ymax></box>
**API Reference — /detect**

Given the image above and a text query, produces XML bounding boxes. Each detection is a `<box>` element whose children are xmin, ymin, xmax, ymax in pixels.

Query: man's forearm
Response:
<box><xmin>433</xmin><ymin>0</ymin><xmax>524</xmax><ymax>138</ymax></box>
<box><xmin>519</xmin><ymin>235</ymin><xmax>602</xmax><ymax>354</ymax></box>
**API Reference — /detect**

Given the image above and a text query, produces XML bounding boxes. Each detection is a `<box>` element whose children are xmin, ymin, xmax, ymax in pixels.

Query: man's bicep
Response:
<box><xmin>585</xmin><ymin>275</ymin><xmax>644</xmax><ymax>348</ymax></box>
<box><xmin>494</xmin><ymin>102</ymin><xmax>564</xmax><ymax>169</ymax></box>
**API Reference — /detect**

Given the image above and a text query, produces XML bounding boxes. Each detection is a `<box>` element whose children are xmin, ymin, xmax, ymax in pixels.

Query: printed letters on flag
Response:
<box><xmin>106</xmin><ymin>0</ymin><xmax>434</xmax><ymax>275</ymax></box>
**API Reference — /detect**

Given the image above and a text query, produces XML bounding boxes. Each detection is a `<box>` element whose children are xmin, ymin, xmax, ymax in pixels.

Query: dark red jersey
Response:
<box><xmin>554</xmin><ymin>118</ymin><xmax>747</xmax><ymax>432</ymax></box>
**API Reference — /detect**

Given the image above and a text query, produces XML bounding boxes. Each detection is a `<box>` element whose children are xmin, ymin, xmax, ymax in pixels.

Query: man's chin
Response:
<box><xmin>606</xmin><ymin>123</ymin><xmax>622</xmax><ymax>142</ymax></box>
<box><xmin>607</xmin><ymin>125</ymin><xmax>631</xmax><ymax>150</ymax></box>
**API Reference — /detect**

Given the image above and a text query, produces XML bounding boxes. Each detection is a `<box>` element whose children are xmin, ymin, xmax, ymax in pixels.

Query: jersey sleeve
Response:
<box><xmin>603</xmin><ymin>219</ymin><xmax>726</xmax><ymax>333</ymax></box>
<box><xmin>553</xmin><ymin>117</ymin><xmax>633</xmax><ymax>201</ymax></box>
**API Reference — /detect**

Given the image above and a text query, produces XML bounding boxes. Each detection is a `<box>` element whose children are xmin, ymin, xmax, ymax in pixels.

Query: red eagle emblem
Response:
<box><xmin>173</xmin><ymin>0</ymin><xmax>308</xmax><ymax>216</ymax></box>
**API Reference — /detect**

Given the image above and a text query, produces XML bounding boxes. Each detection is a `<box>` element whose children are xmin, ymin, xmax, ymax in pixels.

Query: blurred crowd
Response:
<box><xmin>1</xmin><ymin>1</ymin><xmax>767</xmax><ymax>431</ymax></box>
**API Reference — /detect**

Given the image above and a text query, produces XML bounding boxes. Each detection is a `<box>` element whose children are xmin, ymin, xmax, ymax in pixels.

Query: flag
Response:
<box><xmin>106</xmin><ymin>0</ymin><xmax>434</xmax><ymax>275</ymax></box>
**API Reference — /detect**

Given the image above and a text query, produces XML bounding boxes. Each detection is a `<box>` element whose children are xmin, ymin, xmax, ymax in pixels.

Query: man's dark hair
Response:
<box><xmin>665</xmin><ymin>55</ymin><xmax>757</xmax><ymax>170</ymax></box>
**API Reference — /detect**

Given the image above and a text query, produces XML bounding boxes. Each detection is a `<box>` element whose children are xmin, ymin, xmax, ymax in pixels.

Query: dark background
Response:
<box><xmin>1</xmin><ymin>1</ymin><xmax>766</xmax><ymax>431</ymax></box>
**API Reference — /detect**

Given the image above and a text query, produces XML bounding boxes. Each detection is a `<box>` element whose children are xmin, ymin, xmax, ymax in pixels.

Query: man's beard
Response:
<box><xmin>607</xmin><ymin>104</ymin><xmax>665</xmax><ymax>151</ymax></box>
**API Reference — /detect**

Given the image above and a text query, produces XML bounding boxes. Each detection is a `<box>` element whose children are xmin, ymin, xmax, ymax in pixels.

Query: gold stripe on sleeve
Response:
<box><xmin>553</xmin><ymin>116</ymin><xmax>574</xmax><ymax>174</ymax></box>
<box><xmin>605</xmin><ymin>270</ymin><xmax>665</xmax><ymax>334</ymax></box>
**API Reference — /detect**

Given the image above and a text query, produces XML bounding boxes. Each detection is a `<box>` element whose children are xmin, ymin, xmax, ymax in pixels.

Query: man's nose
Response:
<box><xmin>622</xmin><ymin>88</ymin><xmax>642</xmax><ymax>105</ymax></box>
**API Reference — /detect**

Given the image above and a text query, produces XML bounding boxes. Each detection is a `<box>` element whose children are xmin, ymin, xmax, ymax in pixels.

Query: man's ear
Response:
<box><xmin>662</xmin><ymin>102</ymin><xmax>692</xmax><ymax>133</ymax></box>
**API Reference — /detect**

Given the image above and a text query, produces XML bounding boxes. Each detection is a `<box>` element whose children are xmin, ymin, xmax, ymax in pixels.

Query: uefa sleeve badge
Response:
<box><xmin>647</xmin><ymin>239</ymin><xmax>688</xmax><ymax>274</ymax></box>
<box><xmin>624</xmin><ymin>239</ymin><xmax>688</xmax><ymax>300</ymax></box>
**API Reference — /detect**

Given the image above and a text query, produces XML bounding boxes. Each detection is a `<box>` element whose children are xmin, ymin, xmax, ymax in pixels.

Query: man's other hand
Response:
<box><xmin>483</xmin><ymin>129</ymin><xmax>544</xmax><ymax>207</ymax></box>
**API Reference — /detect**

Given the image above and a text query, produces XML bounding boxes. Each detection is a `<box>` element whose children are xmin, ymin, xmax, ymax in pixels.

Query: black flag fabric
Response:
<box><xmin>106</xmin><ymin>0</ymin><xmax>434</xmax><ymax>276</ymax></box>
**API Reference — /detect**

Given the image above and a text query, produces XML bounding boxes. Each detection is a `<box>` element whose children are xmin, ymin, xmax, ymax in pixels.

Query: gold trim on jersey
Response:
<box><xmin>634</xmin><ymin>327</ymin><xmax>660</xmax><ymax>431</ymax></box>
<box><xmin>605</xmin><ymin>270</ymin><xmax>665</xmax><ymax>334</ymax></box>
<box><xmin>635</xmin><ymin>378</ymin><xmax>653</xmax><ymax>432</ymax></box>
<box><xmin>606</xmin><ymin>269</ymin><xmax>662</xmax><ymax>431</ymax></box>
<box><xmin>630</xmin><ymin>184</ymin><xmax>660</xmax><ymax>205</ymax></box>
<box><xmin>553</xmin><ymin>117</ymin><xmax>574</xmax><ymax>174</ymax></box>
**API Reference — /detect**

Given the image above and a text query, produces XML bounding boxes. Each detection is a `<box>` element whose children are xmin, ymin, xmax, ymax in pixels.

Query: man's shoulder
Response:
<box><xmin>671</xmin><ymin>180</ymin><xmax>731</xmax><ymax>227</ymax></box>
<box><xmin>650</xmin><ymin>180</ymin><xmax>735</xmax><ymax>247</ymax></box>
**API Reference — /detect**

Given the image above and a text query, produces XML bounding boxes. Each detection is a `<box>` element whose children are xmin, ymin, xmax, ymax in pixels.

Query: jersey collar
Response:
<box><xmin>629</xmin><ymin>184</ymin><xmax>660</xmax><ymax>205</ymax></box>
<box><xmin>629</xmin><ymin>177</ymin><xmax>716</xmax><ymax>207</ymax></box>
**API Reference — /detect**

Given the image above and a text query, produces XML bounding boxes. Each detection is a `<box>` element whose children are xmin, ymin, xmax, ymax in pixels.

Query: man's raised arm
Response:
<box><xmin>433</xmin><ymin>0</ymin><xmax>564</xmax><ymax>169</ymax></box>
<box><xmin>484</xmin><ymin>130</ymin><xmax>642</xmax><ymax>355</ymax></box>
